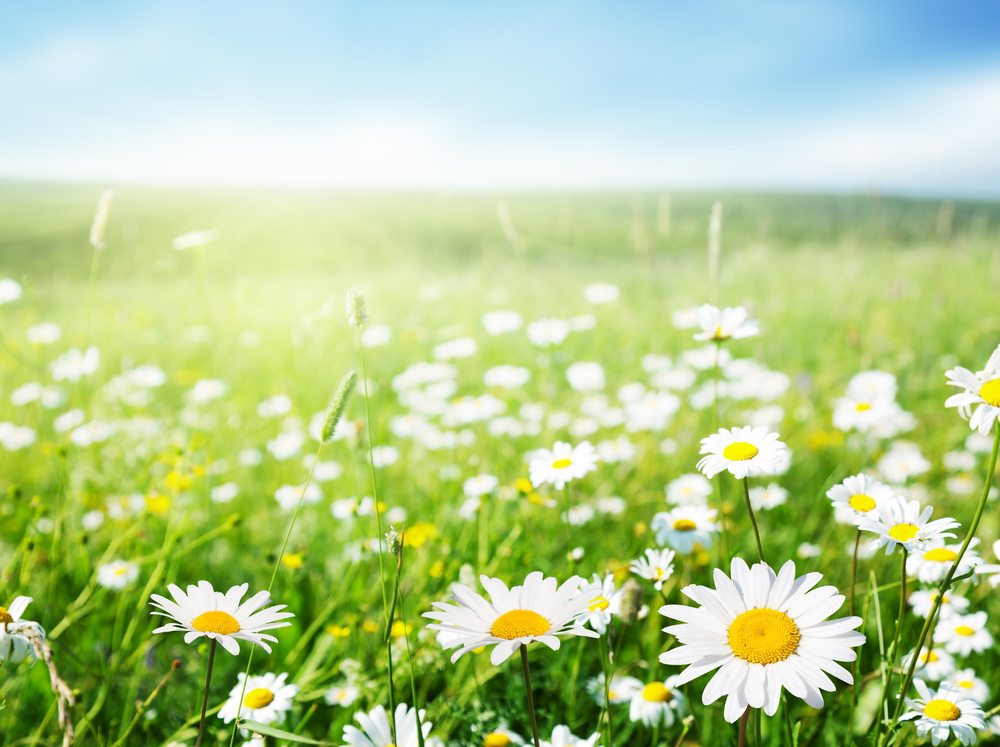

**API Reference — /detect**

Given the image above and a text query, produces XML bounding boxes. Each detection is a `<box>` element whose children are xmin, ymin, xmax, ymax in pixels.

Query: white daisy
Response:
<box><xmin>982</xmin><ymin>539</ymin><xmax>1000</xmax><ymax>588</ymax></box>
<box><xmin>826</xmin><ymin>473</ymin><xmax>895</xmax><ymax>526</ymax></box>
<box><xmin>150</xmin><ymin>581</ymin><xmax>294</xmax><ymax>655</ymax></box>
<box><xmin>218</xmin><ymin>672</ymin><xmax>298</xmax><ymax>724</ymax></box>
<box><xmin>343</xmin><ymin>703</ymin><xmax>432</xmax><ymax>747</ymax></box>
<box><xmin>696</xmin><ymin>427</ymin><xmax>787</xmax><ymax>480</ymax></box>
<box><xmin>0</xmin><ymin>597</ymin><xmax>44</xmax><ymax>664</ymax></box>
<box><xmin>856</xmin><ymin>497</ymin><xmax>959</xmax><ymax>556</ymax></box>
<box><xmin>846</xmin><ymin>370</ymin><xmax>898</xmax><ymax>401</ymax></box>
<box><xmin>539</xmin><ymin>725</ymin><xmax>599</xmax><ymax>747</ymax></box>
<box><xmin>323</xmin><ymin>684</ymin><xmax>360</xmax><ymax>707</ymax></box>
<box><xmin>483</xmin><ymin>365</ymin><xmax>531</xmax><ymax>389</ymax></box>
<box><xmin>631</xmin><ymin>548</ymin><xmax>676</xmax><ymax>591</ymax></box>
<box><xmin>899</xmin><ymin>680</ymin><xmax>984</xmax><ymax>746</ymax></box>
<box><xmin>583</xmin><ymin>282</ymin><xmax>619</xmax><ymax>304</ymax></box>
<box><xmin>901</xmin><ymin>647</ymin><xmax>957</xmax><ymax>681</ymax></box>
<box><xmin>628</xmin><ymin>676</ymin><xmax>688</xmax><ymax>727</ymax></box>
<box><xmin>651</xmin><ymin>506</ymin><xmax>718</xmax><ymax>555</ymax></box>
<box><xmin>585</xmin><ymin>673</ymin><xmax>643</xmax><ymax>705</ymax></box>
<box><xmin>422</xmin><ymin>571</ymin><xmax>600</xmax><ymax>665</ymax></box>
<box><xmin>945</xmin><ymin>344</ymin><xmax>1000</xmax><ymax>434</ymax></box>
<box><xmin>877</xmin><ymin>441</ymin><xmax>932</xmax><ymax>484</ymax></box>
<box><xmin>665</xmin><ymin>473</ymin><xmax>713</xmax><ymax>506</ymax></box>
<box><xmin>659</xmin><ymin>558</ymin><xmax>865</xmax><ymax>722</ymax></box>
<box><xmin>481</xmin><ymin>723</ymin><xmax>525</xmax><ymax>746</ymax></box>
<box><xmin>463</xmin><ymin>474</ymin><xmax>499</xmax><ymax>497</ymax></box>
<box><xmin>566</xmin><ymin>362</ymin><xmax>605</xmax><ymax>393</ymax></box>
<box><xmin>906</xmin><ymin>539</ymin><xmax>984</xmax><ymax>585</ymax></box>
<box><xmin>574</xmin><ymin>574</ymin><xmax>623</xmax><ymax>635</ymax></box>
<box><xmin>933</xmin><ymin>611</ymin><xmax>993</xmax><ymax>656</ymax></box>
<box><xmin>482</xmin><ymin>310</ymin><xmax>523</xmax><ymax>335</ymax></box>
<box><xmin>97</xmin><ymin>560</ymin><xmax>139</xmax><ymax>590</ymax></box>
<box><xmin>526</xmin><ymin>318</ymin><xmax>570</xmax><ymax>347</ymax></box>
<box><xmin>749</xmin><ymin>483</ymin><xmax>787</xmax><ymax>511</ymax></box>
<box><xmin>691</xmin><ymin>304</ymin><xmax>758</xmax><ymax>342</ymax></box>
<box><xmin>908</xmin><ymin>590</ymin><xmax>969</xmax><ymax>619</ymax></box>
<box><xmin>831</xmin><ymin>396</ymin><xmax>899</xmax><ymax>434</ymax></box>
<box><xmin>529</xmin><ymin>441</ymin><xmax>599</xmax><ymax>490</ymax></box>
<box><xmin>945</xmin><ymin>669</ymin><xmax>989</xmax><ymax>704</ymax></box>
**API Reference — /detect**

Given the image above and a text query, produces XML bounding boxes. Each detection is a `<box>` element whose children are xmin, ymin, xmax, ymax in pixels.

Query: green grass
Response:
<box><xmin>1</xmin><ymin>182</ymin><xmax>999</xmax><ymax>746</ymax></box>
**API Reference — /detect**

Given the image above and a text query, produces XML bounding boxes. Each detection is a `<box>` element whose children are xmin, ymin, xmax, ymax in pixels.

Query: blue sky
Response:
<box><xmin>2</xmin><ymin>1</ymin><xmax>999</xmax><ymax>194</ymax></box>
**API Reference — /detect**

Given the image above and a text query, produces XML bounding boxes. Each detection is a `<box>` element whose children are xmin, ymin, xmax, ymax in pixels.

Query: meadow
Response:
<box><xmin>1</xmin><ymin>181</ymin><xmax>1000</xmax><ymax>747</ymax></box>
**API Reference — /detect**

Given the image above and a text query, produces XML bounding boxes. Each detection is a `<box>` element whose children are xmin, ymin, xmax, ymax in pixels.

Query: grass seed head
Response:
<box><xmin>322</xmin><ymin>369</ymin><xmax>358</xmax><ymax>443</ymax></box>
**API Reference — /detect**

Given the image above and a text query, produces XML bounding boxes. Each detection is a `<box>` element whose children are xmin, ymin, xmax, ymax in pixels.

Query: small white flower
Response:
<box><xmin>665</xmin><ymin>473</ymin><xmax>713</xmax><ymax>506</ymax></box>
<box><xmin>267</xmin><ymin>431</ymin><xmax>304</xmax><ymax>461</ymax></box>
<box><xmin>906</xmin><ymin>539</ymin><xmax>983</xmax><ymax>584</ymax></box>
<box><xmin>563</xmin><ymin>505</ymin><xmax>595</xmax><ymax>526</ymax></box>
<box><xmin>211</xmin><ymin>483</ymin><xmax>239</xmax><ymax>503</ymax></box>
<box><xmin>483</xmin><ymin>365</ymin><xmax>531</xmax><ymax>389</ymax></box>
<box><xmin>219</xmin><ymin>671</ymin><xmax>297</xmax><ymax>725</ymax></box>
<box><xmin>50</xmin><ymin>347</ymin><xmax>100</xmax><ymax>382</ymax></box>
<box><xmin>846</xmin><ymin>371</ymin><xmax>897</xmax><ymax>401</ymax></box>
<box><xmin>902</xmin><ymin>647</ymin><xmax>957</xmax><ymax>681</ymax></box>
<box><xmin>796</xmin><ymin>543</ymin><xmax>821</xmax><ymax>558</ymax></box>
<box><xmin>539</xmin><ymin>726</ymin><xmax>599</xmax><ymax>747</ymax></box>
<box><xmin>529</xmin><ymin>441</ymin><xmax>599</xmax><ymax>490</ymax></box>
<box><xmin>0</xmin><ymin>597</ymin><xmax>44</xmax><ymax>663</ymax></box>
<box><xmin>596</xmin><ymin>496</ymin><xmax>626</xmax><ymax>514</ymax></box>
<box><xmin>826</xmin><ymin>473</ymin><xmax>895</xmax><ymax>526</ymax></box>
<box><xmin>749</xmin><ymin>483</ymin><xmax>787</xmax><ymax>511</ymax></box>
<box><xmin>186</xmin><ymin>379</ymin><xmax>228</xmax><ymax>404</ymax></box>
<box><xmin>0</xmin><ymin>279</ymin><xmax>23</xmax><ymax>305</ymax></box>
<box><xmin>258</xmin><ymin>394</ymin><xmax>293</xmax><ymax>418</ymax></box>
<box><xmin>671</xmin><ymin>308</ymin><xmax>699</xmax><ymax>329</ymax></box>
<box><xmin>434</xmin><ymin>337</ymin><xmax>477</xmax><ymax>361</ymax></box>
<box><xmin>628</xmin><ymin>676</ymin><xmax>688</xmax><ymax>727</ymax></box>
<box><xmin>583</xmin><ymin>282</ymin><xmax>619</xmax><ymax>304</ymax></box>
<box><xmin>585</xmin><ymin>673</ymin><xmax>643</xmax><ymax>705</ymax></box>
<box><xmin>570</xmin><ymin>314</ymin><xmax>596</xmax><ymax>331</ymax></box>
<box><xmin>696</xmin><ymin>426</ymin><xmax>787</xmax><ymax>480</ymax></box>
<box><xmin>371</xmin><ymin>445</ymin><xmax>400</xmax><ymax>467</ymax></box>
<box><xmin>908</xmin><ymin>590</ymin><xmax>969</xmax><ymax>619</ymax></box>
<box><xmin>566</xmin><ymin>362</ymin><xmax>605</xmax><ymax>393</ymax></box>
<box><xmin>573</xmin><ymin>574</ymin><xmax>623</xmax><ymax>635</ymax></box>
<box><xmin>945</xmin><ymin>344</ymin><xmax>1000</xmax><ymax>434</ymax></box>
<box><xmin>933</xmin><ymin>612</ymin><xmax>993</xmax><ymax>656</ymax></box>
<box><xmin>323</xmin><ymin>684</ymin><xmax>360</xmax><ymax>707</ymax></box>
<box><xmin>239</xmin><ymin>448</ymin><xmax>263</xmax><ymax>467</ymax></box>
<box><xmin>651</xmin><ymin>505</ymin><xmax>717</xmax><ymax>554</ymax></box>
<box><xmin>481</xmin><ymin>310</ymin><xmax>523</xmax><ymax>335</ymax></box>
<box><xmin>944</xmin><ymin>669</ymin><xmax>990</xmax><ymax>704</ymax></box>
<box><xmin>877</xmin><ymin>441</ymin><xmax>931</xmax><ymax>484</ymax></box>
<box><xmin>274</xmin><ymin>484</ymin><xmax>322</xmax><ymax>511</ymax></box>
<box><xmin>10</xmin><ymin>382</ymin><xmax>42</xmax><ymax>407</ymax></box>
<box><xmin>899</xmin><ymin>680</ymin><xmax>984</xmax><ymax>746</ymax></box>
<box><xmin>458</xmin><ymin>497</ymin><xmax>481</xmax><ymax>520</ymax></box>
<box><xmin>692</xmin><ymin>304</ymin><xmax>758</xmax><ymax>342</ymax></box>
<box><xmin>630</xmin><ymin>548</ymin><xmax>676</xmax><ymax>590</ymax></box>
<box><xmin>526</xmin><ymin>318</ymin><xmax>570</xmax><ymax>347</ymax></box>
<box><xmin>97</xmin><ymin>560</ymin><xmax>139</xmax><ymax>590</ymax></box>
<box><xmin>856</xmin><ymin>497</ymin><xmax>959</xmax><ymax>556</ymax></box>
<box><xmin>463</xmin><ymin>474</ymin><xmax>498</xmax><ymax>498</ymax></box>
<box><xmin>26</xmin><ymin>322</ymin><xmax>61</xmax><ymax>345</ymax></box>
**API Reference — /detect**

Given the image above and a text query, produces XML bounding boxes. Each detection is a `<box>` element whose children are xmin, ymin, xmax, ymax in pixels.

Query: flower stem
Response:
<box><xmin>848</xmin><ymin>527</ymin><xmax>862</xmax><ymax>731</ymax></box>
<box><xmin>563</xmin><ymin>484</ymin><xmax>572</xmax><ymax>543</ymax></box>
<box><xmin>883</xmin><ymin>425</ymin><xmax>1000</xmax><ymax>744</ymax></box>
<box><xmin>741</xmin><ymin>477</ymin><xmax>765</xmax><ymax>563</ymax></box>
<box><xmin>737</xmin><ymin>708</ymin><xmax>749</xmax><ymax>747</ymax></box>
<box><xmin>875</xmin><ymin>548</ymin><xmax>907</xmax><ymax>746</ymax></box>
<box><xmin>520</xmin><ymin>645</ymin><xmax>541</xmax><ymax>747</ymax></box>
<box><xmin>597</xmin><ymin>634</ymin><xmax>613</xmax><ymax>747</ymax></box>
<box><xmin>194</xmin><ymin>639</ymin><xmax>216</xmax><ymax>747</ymax></box>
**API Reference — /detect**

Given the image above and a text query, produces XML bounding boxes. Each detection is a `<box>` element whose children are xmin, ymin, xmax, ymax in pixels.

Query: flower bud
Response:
<box><xmin>346</xmin><ymin>288</ymin><xmax>367</xmax><ymax>327</ymax></box>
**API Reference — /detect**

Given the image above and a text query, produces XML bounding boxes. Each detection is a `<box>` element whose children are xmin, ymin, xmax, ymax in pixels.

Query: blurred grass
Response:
<box><xmin>0</xmin><ymin>182</ymin><xmax>999</xmax><ymax>746</ymax></box>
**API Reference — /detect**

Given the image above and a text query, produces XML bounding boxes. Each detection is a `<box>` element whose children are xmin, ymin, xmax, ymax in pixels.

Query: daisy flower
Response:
<box><xmin>481</xmin><ymin>723</ymin><xmax>525</xmax><ymax>746</ymax></box>
<box><xmin>901</xmin><ymin>647</ymin><xmax>956</xmax><ymax>681</ymax></box>
<box><xmin>574</xmin><ymin>574</ymin><xmax>623</xmax><ymax>635</ymax></box>
<box><xmin>692</xmin><ymin>304</ymin><xmax>758</xmax><ymax>342</ymax></box>
<box><xmin>422</xmin><ymin>571</ymin><xmax>599</xmax><ymax>665</ymax></box>
<box><xmin>933</xmin><ymin>611</ymin><xmax>993</xmax><ymax>656</ymax></box>
<box><xmin>945</xmin><ymin>669</ymin><xmax>990</xmax><ymax>704</ymax></box>
<box><xmin>665</xmin><ymin>473</ymin><xmax>712</xmax><ymax>506</ymax></box>
<box><xmin>945</xmin><ymin>344</ymin><xmax>1000</xmax><ymax>434</ymax></box>
<box><xmin>856</xmin><ymin>498</ymin><xmax>959</xmax><ymax>556</ymax></box>
<box><xmin>659</xmin><ymin>558</ymin><xmax>865</xmax><ymax>722</ymax></box>
<box><xmin>528</xmin><ymin>441</ymin><xmax>599</xmax><ymax>490</ymax></box>
<box><xmin>323</xmin><ymin>684</ymin><xmax>360</xmax><ymax>707</ymax></box>
<box><xmin>539</xmin><ymin>725</ymin><xmax>599</xmax><ymax>747</ymax></box>
<box><xmin>628</xmin><ymin>676</ymin><xmax>688</xmax><ymax>727</ymax></box>
<box><xmin>343</xmin><ymin>703</ymin><xmax>432</xmax><ymax>747</ymax></box>
<box><xmin>899</xmin><ymin>680</ymin><xmax>984</xmax><ymax>746</ymax></box>
<box><xmin>218</xmin><ymin>672</ymin><xmax>298</xmax><ymax>724</ymax></box>
<box><xmin>749</xmin><ymin>483</ymin><xmax>787</xmax><ymax>511</ymax></box>
<box><xmin>630</xmin><ymin>548</ymin><xmax>676</xmax><ymax>590</ymax></box>
<box><xmin>651</xmin><ymin>505</ymin><xmax>718</xmax><ymax>554</ymax></box>
<box><xmin>585</xmin><ymin>673</ymin><xmax>643</xmax><ymax>705</ymax></box>
<box><xmin>831</xmin><ymin>396</ymin><xmax>898</xmax><ymax>434</ymax></box>
<box><xmin>150</xmin><ymin>581</ymin><xmax>294</xmax><ymax>655</ymax></box>
<box><xmin>826</xmin><ymin>474</ymin><xmax>895</xmax><ymax>526</ymax></box>
<box><xmin>97</xmin><ymin>560</ymin><xmax>139</xmax><ymax>590</ymax></box>
<box><xmin>697</xmin><ymin>427</ymin><xmax>787</xmax><ymax>480</ymax></box>
<box><xmin>908</xmin><ymin>590</ymin><xmax>969</xmax><ymax>619</ymax></box>
<box><xmin>0</xmin><ymin>597</ymin><xmax>44</xmax><ymax>664</ymax></box>
<box><xmin>906</xmin><ymin>539</ymin><xmax>984</xmax><ymax>585</ymax></box>
<box><xmin>846</xmin><ymin>370</ymin><xmax>898</xmax><ymax>401</ymax></box>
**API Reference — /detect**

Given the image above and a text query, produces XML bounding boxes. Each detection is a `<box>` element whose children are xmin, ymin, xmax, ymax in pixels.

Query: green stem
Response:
<box><xmin>520</xmin><ymin>645</ymin><xmax>541</xmax><ymax>747</ymax></box>
<box><xmin>563</xmin><ymin>484</ymin><xmax>573</xmax><ymax>543</ymax></box>
<box><xmin>194</xmin><ymin>639</ymin><xmax>216</xmax><ymax>747</ymax></box>
<box><xmin>883</xmin><ymin>425</ymin><xmax>1000</xmax><ymax>743</ymax></box>
<box><xmin>741</xmin><ymin>477</ymin><xmax>765</xmax><ymax>563</ymax></box>
<box><xmin>597</xmin><ymin>635</ymin><xmax>613</xmax><ymax>747</ymax></box>
<box><xmin>874</xmin><ymin>549</ymin><xmax>907</xmax><ymax>745</ymax></box>
<box><xmin>848</xmin><ymin>527</ymin><xmax>861</xmax><ymax>735</ymax></box>
<box><xmin>359</xmin><ymin>328</ymin><xmax>390</xmax><ymax>622</ymax></box>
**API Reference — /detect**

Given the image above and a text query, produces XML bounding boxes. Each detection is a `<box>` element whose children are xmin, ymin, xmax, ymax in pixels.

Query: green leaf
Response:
<box><xmin>237</xmin><ymin>719</ymin><xmax>329</xmax><ymax>744</ymax></box>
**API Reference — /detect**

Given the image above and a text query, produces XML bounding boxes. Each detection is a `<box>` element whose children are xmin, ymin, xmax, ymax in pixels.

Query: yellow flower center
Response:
<box><xmin>654</xmin><ymin>568</ymin><xmax>665</xmax><ymax>580</ymax></box>
<box><xmin>849</xmin><ymin>494</ymin><xmax>876</xmax><ymax>512</ymax></box>
<box><xmin>490</xmin><ymin>609</ymin><xmax>551</xmax><ymax>640</ymax></box>
<box><xmin>855</xmin><ymin>402</ymin><xmax>872</xmax><ymax>412</ymax></box>
<box><xmin>722</xmin><ymin>442</ymin><xmax>759</xmax><ymax>461</ymax></box>
<box><xmin>588</xmin><ymin>596</ymin><xmax>610</xmax><ymax>612</ymax></box>
<box><xmin>190</xmin><ymin>610</ymin><xmax>240</xmax><ymax>635</ymax></box>
<box><xmin>485</xmin><ymin>734</ymin><xmax>512</xmax><ymax>747</ymax></box>
<box><xmin>673</xmin><ymin>519</ymin><xmax>698</xmax><ymax>532</ymax></box>
<box><xmin>923</xmin><ymin>699</ymin><xmax>961</xmax><ymax>722</ymax></box>
<box><xmin>552</xmin><ymin>458</ymin><xmax>572</xmax><ymax>469</ymax></box>
<box><xmin>979</xmin><ymin>378</ymin><xmax>1000</xmax><ymax>407</ymax></box>
<box><xmin>243</xmin><ymin>688</ymin><xmax>275</xmax><ymax>709</ymax></box>
<box><xmin>888</xmin><ymin>524</ymin><xmax>919</xmax><ymax>543</ymax></box>
<box><xmin>923</xmin><ymin>548</ymin><xmax>957</xmax><ymax>563</ymax></box>
<box><xmin>642</xmin><ymin>682</ymin><xmax>674</xmax><ymax>702</ymax></box>
<box><xmin>114</xmin><ymin>567</ymin><xmax>128</xmax><ymax>576</ymax></box>
<box><xmin>955</xmin><ymin>625</ymin><xmax>975</xmax><ymax>637</ymax></box>
<box><xmin>713</xmin><ymin>325</ymin><xmax>727</xmax><ymax>340</ymax></box>
<box><xmin>0</xmin><ymin>606</ymin><xmax>12</xmax><ymax>625</ymax></box>
<box><xmin>920</xmin><ymin>650</ymin><xmax>939</xmax><ymax>663</ymax></box>
<box><xmin>959</xmin><ymin>680</ymin><xmax>974</xmax><ymax>689</ymax></box>
<box><xmin>727</xmin><ymin>608</ymin><xmax>800</xmax><ymax>664</ymax></box>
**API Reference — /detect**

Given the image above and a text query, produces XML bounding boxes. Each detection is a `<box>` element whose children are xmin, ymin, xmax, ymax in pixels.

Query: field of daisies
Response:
<box><xmin>2</xmin><ymin>186</ymin><xmax>1000</xmax><ymax>747</ymax></box>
